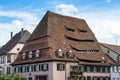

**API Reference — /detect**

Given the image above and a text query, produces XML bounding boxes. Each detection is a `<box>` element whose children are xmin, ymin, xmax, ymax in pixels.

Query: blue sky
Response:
<box><xmin>0</xmin><ymin>0</ymin><xmax>120</xmax><ymax>46</ymax></box>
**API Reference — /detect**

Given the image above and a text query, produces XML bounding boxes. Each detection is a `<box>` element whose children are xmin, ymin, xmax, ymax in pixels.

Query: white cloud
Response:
<box><xmin>55</xmin><ymin>4</ymin><xmax>120</xmax><ymax>45</ymax></box>
<box><xmin>56</xmin><ymin>4</ymin><xmax>78</xmax><ymax>16</ymax></box>
<box><xmin>0</xmin><ymin>10</ymin><xmax>40</xmax><ymax>46</ymax></box>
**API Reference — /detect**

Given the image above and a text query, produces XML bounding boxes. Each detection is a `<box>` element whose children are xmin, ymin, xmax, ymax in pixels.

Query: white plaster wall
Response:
<box><xmin>8</xmin><ymin>43</ymin><xmax>24</xmax><ymax>54</ymax></box>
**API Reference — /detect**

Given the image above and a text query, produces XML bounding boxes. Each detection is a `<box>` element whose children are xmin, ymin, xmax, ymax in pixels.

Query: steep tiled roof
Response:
<box><xmin>12</xmin><ymin>11</ymin><xmax>105</xmax><ymax>65</ymax></box>
<box><xmin>100</xmin><ymin>43</ymin><xmax>120</xmax><ymax>54</ymax></box>
<box><xmin>0</xmin><ymin>30</ymin><xmax>31</xmax><ymax>55</ymax></box>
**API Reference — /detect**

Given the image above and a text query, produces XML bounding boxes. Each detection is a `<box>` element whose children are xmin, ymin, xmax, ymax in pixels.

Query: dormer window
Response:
<box><xmin>56</xmin><ymin>49</ymin><xmax>64</xmax><ymax>58</ymax></box>
<box><xmin>66</xmin><ymin>50</ymin><xmax>74</xmax><ymax>58</ymax></box>
<box><xmin>29</xmin><ymin>51</ymin><xmax>32</xmax><ymax>58</ymax></box>
<box><xmin>101</xmin><ymin>56</ymin><xmax>105</xmax><ymax>63</ymax></box>
<box><xmin>36</xmin><ymin>50</ymin><xmax>40</xmax><ymax>57</ymax></box>
<box><xmin>22</xmin><ymin>52</ymin><xmax>26</xmax><ymax>59</ymax></box>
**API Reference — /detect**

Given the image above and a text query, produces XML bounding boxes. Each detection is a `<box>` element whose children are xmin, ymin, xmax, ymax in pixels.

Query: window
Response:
<box><xmin>56</xmin><ymin>49</ymin><xmax>64</xmax><ymax>58</ymax></box>
<box><xmin>93</xmin><ymin>66</ymin><xmax>96</xmax><ymax>72</ymax></box>
<box><xmin>7</xmin><ymin>67</ymin><xmax>11</xmax><ymax>74</ymax></box>
<box><xmin>7</xmin><ymin>55</ymin><xmax>11</xmax><ymax>63</ymax></box>
<box><xmin>36</xmin><ymin>50</ymin><xmax>40</xmax><ymax>57</ymax></box>
<box><xmin>90</xmin><ymin>66</ymin><xmax>94</xmax><ymax>72</ymax></box>
<box><xmin>22</xmin><ymin>52</ymin><xmax>26</xmax><ymax>59</ymax></box>
<box><xmin>23</xmin><ymin>66</ymin><xmax>26</xmax><ymax>72</ymax></box>
<box><xmin>27</xmin><ymin>66</ymin><xmax>29</xmax><ymax>72</ymax></box>
<box><xmin>28</xmin><ymin>77</ymin><xmax>33</xmax><ymax>80</ymax></box>
<box><xmin>66</xmin><ymin>50</ymin><xmax>74</xmax><ymax>58</ymax></box>
<box><xmin>36</xmin><ymin>64</ymin><xmax>40</xmax><ymax>71</ymax></box>
<box><xmin>57</xmin><ymin>63</ymin><xmax>65</xmax><ymax>71</ymax></box>
<box><xmin>29</xmin><ymin>65</ymin><xmax>33</xmax><ymax>72</ymax></box>
<box><xmin>14</xmin><ymin>67</ymin><xmax>19</xmax><ymax>73</ymax></box>
<box><xmin>97</xmin><ymin>66</ymin><xmax>100</xmax><ymax>72</ymax></box>
<box><xmin>41</xmin><ymin>64</ymin><xmax>48</xmax><ymax>71</ymax></box>
<box><xmin>118</xmin><ymin>66</ymin><xmax>120</xmax><ymax>72</ymax></box>
<box><xmin>105</xmin><ymin>67</ymin><xmax>108</xmax><ymax>73</ymax></box>
<box><xmin>17</xmin><ymin>48</ymin><xmax>20</xmax><ymax>51</ymax></box>
<box><xmin>114</xmin><ymin>66</ymin><xmax>117</xmax><ymax>72</ymax></box>
<box><xmin>29</xmin><ymin>51</ymin><xmax>32</xmax><ymax>58</ymax></box>
<box><xmin>87</xmin><ymin>66</ymin><xmax>90</xmax><ymax>72</ymax></box>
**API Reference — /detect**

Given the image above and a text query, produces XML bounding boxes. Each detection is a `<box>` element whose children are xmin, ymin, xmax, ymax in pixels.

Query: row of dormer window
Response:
<box><xmin>56</xmin><ymin>49</ymin><xmax>74</xmax><ymax>58</ymax></box>
<box><xmin>22</xmin><ymin>50</ymin><xmax>41</xmax><ymax>59</ymax></box>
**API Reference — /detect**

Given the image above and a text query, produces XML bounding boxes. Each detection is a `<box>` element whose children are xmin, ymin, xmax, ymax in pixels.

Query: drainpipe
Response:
<box><xmin>65</xmin><ymin>61</ymin><xmax>67</xmax><ymax>80</ymax></box>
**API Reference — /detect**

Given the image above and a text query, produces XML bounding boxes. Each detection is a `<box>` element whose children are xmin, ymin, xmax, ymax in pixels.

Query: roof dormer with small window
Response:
<box><xmin>56</xmin><ymin>49</ymin><xmax>64</xmax><ymax>58</ymax></box>
<box><xmin>66</xmin><ymin>50</ymin><xmax>74</xmax><ymax>58</ymax></box>
<box><xmin>29</xmin><ymin>51</ymin><xmax>32</xmax><ymax>58</ymax></box>
<box><xmin>22</xmin><ymin>52</ymin><xmax>26</xmax><ymax>59</ymax></box>
<box><xmin>36</xmin><ymin>50</ymin><xmax>41</xmax><ymax>58</ymax></box>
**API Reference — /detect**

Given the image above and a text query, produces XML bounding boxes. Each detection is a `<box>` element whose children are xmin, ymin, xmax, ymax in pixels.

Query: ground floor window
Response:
<box><xmin>36</xmin><ymin>75</ymin><xmax>47</xmax><ymax>80</ymax></box>
<box><xmin>28</xmin><ymin>77</ymin><xmax>32</xmax><ymax>80</ymax></box>
<box><xmin>7</xmin><ymin>67</ymin><xmax>11</xmax><ymax>74</ymax></box>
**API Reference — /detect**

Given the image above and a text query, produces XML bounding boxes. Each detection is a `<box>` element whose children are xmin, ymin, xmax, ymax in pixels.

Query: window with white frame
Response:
<box><xmin>29</xmin><ymin>51</ymin><xmax>32</xmax><ymax>58</ymax></box>
<box><xmin>7</xmin><ymin>67</ymin><xmax>11</xmax><ymax>74</ymax></box>
<box><xmin>29</xmin><ymin>65</ymin><xmax>33</xmax><ymax>72</ymax></box>
<box><xmin>118</xmin><ymin>66</ymin><xmax>120</xmax><ymax>72</ymax></box>
<box><xmin>114</xmin><ymin>66</ymin><xmax>117</xmax><ymax>72</ymax></box>
<box><xmin>56</xmin><ymin>49</ymin><xmax>64</xmax><ymax>58</ymax></box>
<box><xmin>93</xmin><ymin>66</ymin><xmax>96</xmax><ymax>72</ymax></box>
<box><xmin>22</xmin><ymin>66</ymin><xmax>26</xmax><ymax>72</ymax></box>
<box><xmin>36</xmin><ymin>50</ymin><xmax>40</xmax><ymax>57</ymax></box>
<box><xmin>22</xmin><ymin>52</ymin><xmax>26</xmax><ymax>59</ymax></box>
<box><xmin>15</xmin><ymin>67</ymin><xmax>19</xmax><ymax>73</ymax></box>
<box><xmin>36</xmin><ymin>64</ymin><xmax>40</xmax><ymax>71</ymax></box>
<box><xmin>87</xmin><ymin>66</ymin><xmax>90</xmax><ymax>72</ymax></box>
<box><xmin>7</xmin><ymin>55</ymin><xmax>11</xmax><ymax>63</ymax></box>
<box><xmin>42</xmin><ymin>64</ymin><xmax>48</xmax><ymax>71</ymax></box>
<box><xmin>57</xmin><ymin>63</ymin><xmax>65</xmax><ymax>71</ymax></box>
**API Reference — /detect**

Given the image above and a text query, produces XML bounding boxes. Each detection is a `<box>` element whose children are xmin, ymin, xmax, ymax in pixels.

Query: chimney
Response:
<box><xmin>11</xmin><ymin>32</ymin><xmax>13</xmax><ymax>39</ymax></box>
<box><xmin>21</xmin><ymin>28</ymin><xmax>24</xmax><ymax>35</ymax></box>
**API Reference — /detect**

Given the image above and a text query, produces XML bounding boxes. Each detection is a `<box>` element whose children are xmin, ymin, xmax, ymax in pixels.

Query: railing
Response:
<box><xmin>70</xmin><ymin>70</ymin><xmax>83</xmax><ymax>76</ymax></box>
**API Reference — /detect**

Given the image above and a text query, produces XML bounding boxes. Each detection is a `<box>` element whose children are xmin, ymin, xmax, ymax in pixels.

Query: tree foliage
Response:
<box><xmin>0</xmin><ymin>73</ymin><xmax>27</xmax><ymax>80</ymax></box>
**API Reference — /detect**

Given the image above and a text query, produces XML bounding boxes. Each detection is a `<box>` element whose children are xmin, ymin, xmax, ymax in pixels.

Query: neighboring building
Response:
<box><xmin>12</xmin><ymin>11</ymin><xmax>110</xmax><ymax>80</ymax></box>
<box><xmin>100</xmin><ymin>43</ymin><xmax>120</xmax><ymax>80</ymax></box>
<box><xmin>0</xmin><ymin>29</ymin><xmax>31</xmax><ymax>74</ymax></box>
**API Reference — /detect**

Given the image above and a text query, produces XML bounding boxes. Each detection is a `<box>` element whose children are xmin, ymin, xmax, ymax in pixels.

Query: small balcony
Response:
<box><xmin>70</xmin><ymin>65</ymin><xmax>83</xmax><ymax>76</ymax></box>
<box><xmin>70</xmin><ymin>70</ymin><xmax>83</xmax><ymax>76</ymax></box>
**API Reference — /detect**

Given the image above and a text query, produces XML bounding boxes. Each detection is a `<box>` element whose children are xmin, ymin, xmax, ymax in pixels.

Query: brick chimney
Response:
<box><xmin>21</xmin><ymin>28</ymin><xmax>24</xmax><ymax>35</ymax></box>
<box><xmin>11</xmin><ymin>32</ymin><xmax>13</xmax><ymax>39</ymax></box>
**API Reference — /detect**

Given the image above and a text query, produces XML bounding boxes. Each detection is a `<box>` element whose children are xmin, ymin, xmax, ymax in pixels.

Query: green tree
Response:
<box><xmin>0</xmin><ymin>73</ymin><xmax>27</xmax><ymax>80</ymax></box>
